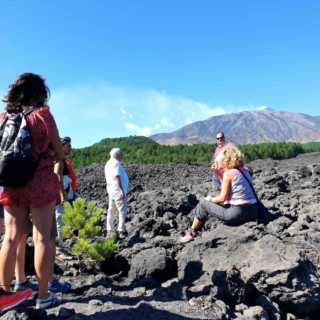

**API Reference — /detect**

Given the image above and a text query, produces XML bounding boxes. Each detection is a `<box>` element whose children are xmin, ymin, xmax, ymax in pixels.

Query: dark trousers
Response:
<box><xmin>195</xmin><ymin>198</ymin><xmax>257</xmax><ymax>225</ymax></box>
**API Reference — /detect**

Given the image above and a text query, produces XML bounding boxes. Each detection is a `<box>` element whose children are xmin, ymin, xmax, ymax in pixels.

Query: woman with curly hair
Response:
<box><xmin>180</xmin><ymin>146</ymin><xmax>257</xmax><ymax>243</ymax></box>
<box><xmin>0</xmin><ymin>73</ymin><xmax>64</xmax><ymax>308</ymax></box>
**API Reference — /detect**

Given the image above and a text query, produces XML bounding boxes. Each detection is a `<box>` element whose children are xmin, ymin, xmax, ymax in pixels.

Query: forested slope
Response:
<box><xmin>69</xmin><ymin>136</ymin><xmax>320</xmax><ymax>168</ymax></box>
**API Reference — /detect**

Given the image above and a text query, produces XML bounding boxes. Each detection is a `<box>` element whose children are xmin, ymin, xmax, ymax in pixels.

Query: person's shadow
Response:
<box><xmin>181</xmin><ymin>260</ymin><xmax>204</xmax><ymax>285</ymax></box>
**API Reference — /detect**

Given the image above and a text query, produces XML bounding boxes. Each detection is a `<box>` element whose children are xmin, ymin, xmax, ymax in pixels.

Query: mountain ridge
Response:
<box><xmin>150</xmin><ymin>108</ymin><xmax>320</xmax><ymax>145</ymax></box>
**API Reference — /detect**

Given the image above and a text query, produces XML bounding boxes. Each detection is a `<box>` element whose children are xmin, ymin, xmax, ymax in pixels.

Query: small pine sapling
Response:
<box><xmin>61</xmin><ymin>198</ymin><xmax>117</xmax><ymax>270</ymax></box>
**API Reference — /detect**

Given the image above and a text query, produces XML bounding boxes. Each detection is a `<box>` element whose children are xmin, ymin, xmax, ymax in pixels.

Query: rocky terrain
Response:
<box><xmin>3</xmin><ymin>152</ymin><xmax>320</xmax><ymax>320</ymax></box>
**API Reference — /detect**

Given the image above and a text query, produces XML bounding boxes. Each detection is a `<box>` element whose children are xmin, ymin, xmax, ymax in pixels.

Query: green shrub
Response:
<box><xmin>61</xmin><ymin>198</ymin><xmax>117</xmax><ymax>270</ymax></box>
<box><xmin>302</xmin><ymin>142</ymin><xmax>320</xmax><ymax>153</ymax></box>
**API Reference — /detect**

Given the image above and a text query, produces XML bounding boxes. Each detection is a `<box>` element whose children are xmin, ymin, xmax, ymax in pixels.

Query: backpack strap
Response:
<box><xmin>22</xmin><ymin>107</ymin><xmax>38</xmax><ymax>117</ymax></box>
<box><xmin>0</xmin><ymin>108</ymin><xmax>34</xmax><ymax>134</ymax></box>
<box><xmin>0</xmin><ymin>115</ymin><xmax>9</xmax><ymax>136</ymax></box>
<box><xmin>21</xmin><ymin>107</ymin><xmax>44</xmax><ymax>165</ymax></box>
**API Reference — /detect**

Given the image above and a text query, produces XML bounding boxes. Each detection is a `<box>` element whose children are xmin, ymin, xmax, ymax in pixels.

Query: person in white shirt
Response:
<box><xmin>104</xmin><ymin>148</ymin><xmax>129</xmax><ymax>238</ymax></box>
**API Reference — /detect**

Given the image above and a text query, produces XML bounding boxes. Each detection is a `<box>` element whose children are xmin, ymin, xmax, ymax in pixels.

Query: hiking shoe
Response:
<box><xmin>48</xmin><ymin>277</ymin><xmax>71</xmax><ymax>293</ymax></box>
<box><xmin>179</xmin><ymin>229</ymin><xmax>197</xmax><ymax>243</ymax></box>
<box><xmin>35</xmin><ymin>293</ymin><xmax>62</xmax><ymax>309</ymax></box>
<box><xmin>14</xmin><ymin>279</ymin><xmax>38</xmax><ymax>292</ymax></box>
<box><xmin>117</xmin><ymin>230</ymin><xmax>128</xmax><ymax>239</ymax></box>
<box><xmin>0</xmin><ymin>288</ymin><xmax>33</xmax><ymax>312</ymax></box>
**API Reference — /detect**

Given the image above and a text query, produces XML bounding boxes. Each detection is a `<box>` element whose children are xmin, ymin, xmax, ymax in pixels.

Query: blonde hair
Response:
<box><xmin>220</xmin><ymin>146</ymin><xmax>243</xmax><ymax>169</ymax></box>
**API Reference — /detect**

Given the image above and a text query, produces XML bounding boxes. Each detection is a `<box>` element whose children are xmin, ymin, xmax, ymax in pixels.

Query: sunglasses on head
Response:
<box><xmin>61</xmin><ymin>137</ymin><xmax>71</xmax><ymax>145</ymax></box>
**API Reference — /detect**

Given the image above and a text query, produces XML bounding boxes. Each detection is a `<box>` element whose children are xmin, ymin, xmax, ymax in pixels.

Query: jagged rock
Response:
<box><xmin>210</xmin><ymin>299</ymin><xmax>233</xmax><ymax>319</ymax></box>
<box><xmin>58</xmin><ymin>307</ymin><xmax>76</xmax><ymax>318</ymax></box>
<box><xmin>242</xmin><ymin>306</ymin><xmax>269</xmax><ymax>320</ymax></box>
<box><xmin>128</xmin><ymin>247</ymin><xmax>176</xmax><ymax>282</ymax></box>
<box><xmin>75</xmin><ymin>153</ymin><xmax>320</xmax><ymax>318</ymax></box>
<box><xmin>3</xmin><ymin>152</ymin><xmax>320</xmax><ymax>319</ymax></box>
<box><xmin>255</xmin><ymin>295</ymin><xmax>281</xmax><ymax>320</ymax></box>
<box><xmin>1</xmin><ymin>308</ymin><xmax>48</xmax><ymax>320</ymax></box>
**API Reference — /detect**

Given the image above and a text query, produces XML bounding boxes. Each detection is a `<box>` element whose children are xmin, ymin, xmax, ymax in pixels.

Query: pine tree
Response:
<box><xmin>61</xmin><ymin>198</ymin><xmax>117</xmax><ymax>271</ymax></box>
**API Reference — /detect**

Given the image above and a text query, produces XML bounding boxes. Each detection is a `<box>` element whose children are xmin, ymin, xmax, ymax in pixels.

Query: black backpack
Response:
<box><xmin>0</xmin><ymin>108</ymin><xmax>38</xmax><ymax>187</ymax></box>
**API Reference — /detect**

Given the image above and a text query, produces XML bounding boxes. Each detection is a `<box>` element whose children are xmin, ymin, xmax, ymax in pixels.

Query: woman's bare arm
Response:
<box><xmin>50</xmin><ymin>126</ymin><xmax>64</xmax><ymax>161</ymax></box>
<box><xmin>54</xmin><ymin>161</ymin><xmax>68</xmax><ymax>203</ymax></box>
<box><xmin>209</xmin><ymin>170</ymin><xmax>233</xmax><ymax>203</ymax></box>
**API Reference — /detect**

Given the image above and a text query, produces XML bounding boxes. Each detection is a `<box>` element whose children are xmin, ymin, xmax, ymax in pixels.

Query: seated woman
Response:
<box><xmin>180</xmin><ymin>146</ymin><xmax>257</xmax><ymax>243</ymax></box>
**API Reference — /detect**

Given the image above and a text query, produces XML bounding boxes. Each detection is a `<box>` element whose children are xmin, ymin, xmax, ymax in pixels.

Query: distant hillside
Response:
<box><xmin>150</xmin><ymin>108</ymin><xmax>320</xmax><ymax>145</ymax></box>
<box><xmin>69</xmin><ymin>136</ymin><xmax>158</xmax><ymax>168</ymax></box>
<box><xmin>69</xmin><ymin>134</ymin><xmax>320</xmax><ymax>169</ymax></box>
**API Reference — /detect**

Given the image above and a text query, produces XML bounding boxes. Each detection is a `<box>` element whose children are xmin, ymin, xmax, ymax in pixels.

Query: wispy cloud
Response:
<box><xmin>49</xmin><ymin>81</ymin><xmax>261</xmax><ymax>148</ymax></box>
<box><xmin>257</xmin><ymin>105</ymin><xmax>269</xmax><ymax>110</ymax></box>
<box><xmin>158</xmin><ymin>117</ymin><xmax>175</xmax><ymax>128</ymax></box>
<box><xmin>184</xmin><ymin>103</ymin><xmax>226</xmax><ymax>125</ymax></box>
<box><xmin>120</xmin><ymin>106</ymin><xmax>133</xmax><ymax>119</ymax></box>
<box><xmin>124</xmin><ymin>122</ymin><xmax>139</xmax><ymax>131</ymax></box>
<box><xmin>124</xmin><ymin>122</ymin><xmax>152</xmax><ymax>136</ymax></box>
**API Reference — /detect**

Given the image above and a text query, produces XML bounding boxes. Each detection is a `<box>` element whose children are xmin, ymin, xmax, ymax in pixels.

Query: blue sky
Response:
<box><xmin>1</xmin><ymin>0</ymin><xmax>319</xmax><ymax>148</ymax></box>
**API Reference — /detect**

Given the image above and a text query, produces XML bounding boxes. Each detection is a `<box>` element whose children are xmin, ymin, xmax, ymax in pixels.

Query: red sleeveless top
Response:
<box><xmin>0</xmin><ymin>107</ymin><xmax>60</xmax><ymax>208</ymax></box>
